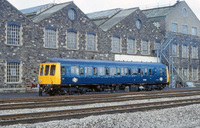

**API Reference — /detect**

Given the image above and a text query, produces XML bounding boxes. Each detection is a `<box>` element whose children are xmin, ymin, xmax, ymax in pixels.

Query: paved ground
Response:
<box><xmin>0</xmin><ymin>92</ymin><xmax>40</xmax><ymax>99</ymax></box>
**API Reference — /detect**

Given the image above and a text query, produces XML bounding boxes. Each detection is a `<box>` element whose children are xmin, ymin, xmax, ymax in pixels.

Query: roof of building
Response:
<box><xmin>87</xmin><ymin>8</ymin><xmax>121</xmax><ymax>26</ymax></box>
<box><xmin>20</xmin><ymin>3</ymin><xmax>55</xmax><ymax>15</ymax></box>
<box><xmin>88</xmin><ymin>7</ymin><xmax>138</xmax><ymax>31</ymax></box>
<box><xmin>142</xmin><ymin>2</ymin><xmax>179</xmax><ymax>18</ymax></box>
<box><xmin>32</xmin><ymin>2</ymin><xmax>71</xmax><ymax>23</ymax></box>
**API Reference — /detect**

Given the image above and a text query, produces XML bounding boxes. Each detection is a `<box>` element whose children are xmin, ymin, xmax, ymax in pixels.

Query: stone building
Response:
<box><xmin>0</xmin><ymin>0</ymin><xmax>163</xmax><ymax>88</ymax></box>
<box><xmin>87</xmin><ymin>8</ymin><xmax>163</xmax><ymax>62</ymax></box>
<box><xmin>142</xmin><ymin>1</ymin><xmax>200</xmax><ymax>86</ymax></box>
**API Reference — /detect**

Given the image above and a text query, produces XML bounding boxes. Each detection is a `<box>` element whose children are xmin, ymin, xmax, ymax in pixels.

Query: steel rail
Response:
<box><xmin>1</xmin><ymin>89</ymin><xmax>200</xmax><ymax>104</ymax></box>
<box><xmin>0</xmin><ymin>98</ymin><xmax>200</xmax><ymax>126</ymax></box>
<box><xmin>1</xmin><ymin>91</ymin><xmax>200</xmax><ymax>110</ymax></box>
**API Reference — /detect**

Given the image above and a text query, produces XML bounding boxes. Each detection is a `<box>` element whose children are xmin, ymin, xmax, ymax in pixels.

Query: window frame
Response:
<box><xmin>44</xmin><ymin>27</ymin><xmax>57</xmax><ymax>48</ymax></box>
<box><xmin>112</xmin><ymin>35</ymin><xmax>121</xmax><ymax>53</ymax></box>
<box><xmin>6</xmin><ymin>22</ymin><xmax>22</xmax><ymax>46</ymax></box>
<box><xmin>66</xmin><ymin>29</ymin><xmax>78</xmax><ymax>50</ymax></box>
<box><xmin>142</xmin><ymin>39</ymin><xmax>149</xmax><ymax>55</ymax></box>
<box><xmin>6</xmin><ymin>60</ymin><xmax>21</xmax><ymax>83</ymax></box>
<box><xmin>127</xmin><ymin>37</ymin><xmax>136</xmax><ymax>54</ymax></box>
<box><xmin>87</xmin><ymin>32</ymin><xmax>97</xmax><ymax>51</ymax></box>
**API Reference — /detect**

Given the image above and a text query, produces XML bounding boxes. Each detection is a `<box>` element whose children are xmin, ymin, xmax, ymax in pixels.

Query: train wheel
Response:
<box><xmin>39</xmin><ymin>88</ymin><xmax>42</xmax><ymax>96</ymax></box>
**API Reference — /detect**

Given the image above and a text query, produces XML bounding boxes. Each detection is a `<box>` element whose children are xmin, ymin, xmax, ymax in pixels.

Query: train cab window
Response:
<box><xmin>85</xmin><ymin>67</ymin><xmax>93</xmax><ymax>76</ymax></box>
<box><xmin>149</xmin><ymin>69</ymin><xmax>152</xmax><ymax>75</ymax></box>
<box><xmin>61</xmin><ymin>67</ymin><xmax>65</xmax><ymax>75</ymax></box>
<box><xmin>117</xmin><ymin>68</ymin><xmax>120</xmax><ymax>75</ymax></box>
<box><xmin>50</xmin><ymin>65</ymin><xmax>56</xmax><ymax>76</ymax></box>
<box><xmin>128</xmin><ymin>69</ymin><xmax>131</xmax><ymax>75</ymax></box>
<box><xmin>45</xmin><ymin>65</ymin><xmax>50</xmax><ymax>76</ymax></box>
<box><xmin>93</xmin><ymin>67</ymin><xmax>97</xmax><ymax>75</ymax></box>
<box><xmin>144</xmin><ymin>68</ymin><xmax>148</xmax><ymax>75</ymax></box>
<box><xmin>106</xmin><ymin>68</ymin><xmax>109</xmax><ymax>75</ymax></box>
<box><xmin>80</xmin><ymin>67</ymin><xmax>84</xmax><ymax>75</ymax></box>
<box><xmin>40</xmin><ymin>65</ymin><xmax>44</xmax><ymax>76</ymax></box>
<box><xmin>132</xmin><ymin>68</ymin><xmax>137</xmax><ymax>75</ymax></box>
<box><xmin>71</xmin><ymin>66</ymin><xmax>79</xmax><ymax>76</ymax></box>
<box><xmin>110</xmin><ymin>67</ymin><xmax>116</xmax><ymax>76</ymax></box>
<box><xmin>98</xmin><ymin>67</ymin><xmax>105</xmax><ymax>76</ymax></box>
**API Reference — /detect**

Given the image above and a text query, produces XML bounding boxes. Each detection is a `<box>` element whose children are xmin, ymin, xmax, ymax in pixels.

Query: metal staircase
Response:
<box><xmin>159</xmin><ymin>32</ymin><xmax>186</xmax><ymax>88</ymax></box>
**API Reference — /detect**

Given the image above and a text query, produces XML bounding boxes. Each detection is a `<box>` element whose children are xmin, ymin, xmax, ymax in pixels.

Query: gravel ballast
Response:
<box><xmin>1</xmin><ymin>104</ymin><xmax>200</xmax><ymax>128</ymax></box>
<box><xmin>1</xmin><ymin>95</ymin><xmax>200</xmax><ymax>128</ymax></box>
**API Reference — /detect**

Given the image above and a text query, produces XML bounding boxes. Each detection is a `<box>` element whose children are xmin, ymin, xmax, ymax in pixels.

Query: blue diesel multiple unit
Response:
<box><xmin>38</xmin><ymin>58</ymin><xmax>169</xmax><ymax>96</ymax></box>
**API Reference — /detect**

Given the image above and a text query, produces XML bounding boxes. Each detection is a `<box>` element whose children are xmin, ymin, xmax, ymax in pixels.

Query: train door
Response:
<box><xmin>61</xmin><ymin>66</ymin><xmax>66</xmax><ymax>84</ymax></box>
<box><xmin>148</xmin><ymin>68</ymin><xmax>153</xmax><ymax>82</ymax></box>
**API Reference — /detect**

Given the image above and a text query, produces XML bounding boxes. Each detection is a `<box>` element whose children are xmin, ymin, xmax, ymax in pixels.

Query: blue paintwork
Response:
<box><xmin>44</xmin><ymin>58</ymin><xmax>168</xmax><ymax>85</ymax></box>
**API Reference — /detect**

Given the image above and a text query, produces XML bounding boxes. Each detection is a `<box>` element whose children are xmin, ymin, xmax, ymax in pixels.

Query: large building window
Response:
<box><xmin>142</xmin><ymin>39</ymin><xmax>149</xmax><ymax>55</ymax></box>
<box><xmin>112</xmin><ymin>35</ymin><xmax>121</xmax><ymax>53</ymax></box>
<box><xmin>44</xmin><ymin>27</ymin><xmax>57</xmax><ymax>48</ymax></box>
<box><xmin>155</xmin><ymin>40</ymin><xmax>161</xmax><ymax>50</ymax></box>
<box><xmin>192</xmin><ymin>67</ymin><xmax>198</xmax><ymax>81</ymax></box>
<box><xmin>172</xmin><ymin>23</ymin><xmax>178</xmax><ymax>32</ymax></box>
<box><xmin>7</xmin><ymin>22</ymin><xmax>22</xmax><ymax>45</ymax></box>
<box><xmin>127</xmin><ymin>37</ymin><xmax>136</xmax><ymax>54</ymax></box>
<box><xmin>67</xmin><ymin>29</ymin><xmax>78</xmax><ymax>49</ymax></box>
<box><xmin>182</xmin><ymin>44</ymin><xmax>188</xmax><ymax>58</ymax></box>
<box><xmin>192</xmin><ymin>27</ymin><xmax>197</xmax><ymax>36</ymax></box>
<box><xmin>192</xmin><ymin>45</ymin><xmax>198</xmax><ymax>59</ymax></box>
<box><xmin>172</xmin><ymin>43</ymin><xmax>178</xmax><ymax>56</ymax></box>
<box><xmin>87</xmin><ymin>32</ymin><xmax>97</xmax><ymax>51</ymax></box>
<box><xmin>7</xmin><ymin>59</ymin><xmax>20</xmax><ymax>83</ymax></box>
<box><xmin>182</xmin><ymin>25</ymin><xmax>188</xmax><ymax>34</ymax></box>
<box><xmin>183</xmin><ymin>67</ymin><xmax>188</xmax><ymax>81</ymax></box>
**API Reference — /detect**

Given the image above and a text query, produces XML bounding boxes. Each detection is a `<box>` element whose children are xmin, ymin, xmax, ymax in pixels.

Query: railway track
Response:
<box><xmin>1</xmin><ymin>88</ymin><xmax>200</xmax><ymax>104</ymax></box>
<box><xmin>1</xmin><ymin>98</ymin><xmax>200</xmax><ymax>126</ymax></box>
<box><xmin>1</xmin><ymin>90</ymin><xmax>200</xmax><ymax>110</ymax></box>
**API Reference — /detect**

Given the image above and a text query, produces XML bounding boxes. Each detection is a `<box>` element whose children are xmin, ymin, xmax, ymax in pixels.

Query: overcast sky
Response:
<box><xmin>7</xmin><ymin>0</ymin><xmax>200</xmax><ymax>19</ymax></box>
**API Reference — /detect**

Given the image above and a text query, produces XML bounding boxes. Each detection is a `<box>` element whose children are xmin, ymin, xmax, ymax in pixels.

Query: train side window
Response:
<box><xmin>61</xmin><ymin>67</ymin><xmax>65</xmax><ymax>75</ymax></box>
<box><xmin>117</xmin><ymin>68</ymin><xmax>120</xmax><ymax>75</ymax></box>
<box><xmin>149</xmin><ymin>69</ymin><xmax>152</xmax><ymax>75</ymax></box>
<box><xmin>138</xmin><ymin>69</ymin><xmax>141</xmax><ymax>75</ymax></box>
<box><xmin>98</xmin><ymin>67</ymin><xmax>105</xmax><ymax>76</ymax></box>
<box><xmin>45</xmin><ymin>65</ymin><xmax>49</xmax><ymax>76</ymax></box>
<box><xmin>80</xmin><ymin>67</ymin><xmax>84</xmax><ymax>75</ymax></box>
<box><xmin>106</xmin><ymin>68</ymin><xmax>109</xmax><ymax>75</ymax></box>
<box><xmin>121</xmin><ymin>68</ymin><xmax>124</xmax><ymax>75</ymax></box>
<box><xmin>160</xmin><ymin>68</ymin><xmax>162</xmax><ymax>75</ymax></box>
<box><xmin>132</xmin><ymin>68</ymin><xmax>137</xmax><ymax>75</ymax></box>
<box><xmin>144</xmin><ymin>68</ymin><xmax>148</xmax><ymax>75</ymax></box>
<box><xmin>40</xmin><ymin>65</ymin><xmax>44</xmax><ymax>76</ymax></box>
<box><xmin>93</xmin><ymin>67</ymin><xmax>97</xmax><ymax>75</ymax></box>
<box><xmin>85</xmin><ymin>67</ymin><xmax>92</xmax><ymax>76</ymax></box>
<box><xmin>141</xmin><ymin>69</ymin><xmax>144</xmax><ymax>75</ymax></box>
<box><xmin>124</xmin><ymin>68</ymin><xmax>128</xmax><ymax>75</ymax></box>
<box><xmin>71</xmin><ymin>66</ymin><xmax>79</xmax><ymax>76</ymax></box>
<box><xmin>128</xmin><ymin>68</ymin><xmax>131</xmax><ymax>75</ymax></box>
<box><xmin>163</xmin><ymin>68</ymin><xmax>166</xmax><ymax>75</ymax></box>
<box><xmin>50</xmin><ymin>65</ymin><xmax>56</xmax><ymax>76</ymax></box>
<box><xmin>110</xmin><ymin>67</ymin><xmax>116</xmax><ymax>76</ymax></box>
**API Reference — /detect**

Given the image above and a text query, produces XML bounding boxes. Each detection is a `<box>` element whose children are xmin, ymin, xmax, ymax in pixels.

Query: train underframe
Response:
<box><xmin>39</xmin><ymin>83</ymin><xmax>167</xmax><ymax>96</ymax></box>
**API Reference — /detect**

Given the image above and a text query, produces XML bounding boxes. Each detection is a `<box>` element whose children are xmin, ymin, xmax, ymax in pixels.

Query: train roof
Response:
<box><xmin>43</xmin><ymin>58</ymin><xmax>166</xmax><ymax>67</ymax></box>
